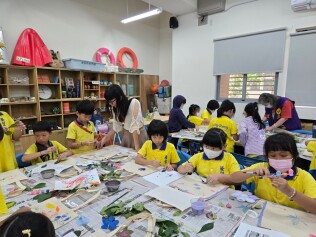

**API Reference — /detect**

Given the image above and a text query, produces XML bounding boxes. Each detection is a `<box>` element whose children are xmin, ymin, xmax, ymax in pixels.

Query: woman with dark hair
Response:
<box><xmin>100</xmin><ymin>84</ymin><xmax>147</xmax><ymax>151</ymax></box>
<box><xmin>207</xmin><ymin>100</ymin><xmax>238</xmax><ymax>152</ymax></box>
<box><xmin>258</xmin><ymin>93</ymin><xmax>301</xmax><ymax>131</ymax></box>
<box><xmin>238</xmin><ymin>102</ymin><xmax>265</xmax><ymax>157</ymax></box>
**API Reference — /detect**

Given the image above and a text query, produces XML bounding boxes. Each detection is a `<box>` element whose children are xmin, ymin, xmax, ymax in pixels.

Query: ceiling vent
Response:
<box><xmin>198</xmin><ymin>0</ymin><xmax>226</xmax><ymax>16</ymax></box>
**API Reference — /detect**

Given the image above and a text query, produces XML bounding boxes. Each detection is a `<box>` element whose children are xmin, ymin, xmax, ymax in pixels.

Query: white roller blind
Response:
<box><xmin>213</xmin><ymin>28</ymin><xmax>286</xmax><ymax>75</ymax></box>
<box><xmin>286</xmin><ymin>31</ymin><xmax>316</xmax><ymax>106</ymax></box>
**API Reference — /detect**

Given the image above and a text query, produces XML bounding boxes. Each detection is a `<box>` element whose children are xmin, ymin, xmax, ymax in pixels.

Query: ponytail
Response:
<box><xmin>217</xmin><ymin>100</ymin><xmax>235</xmax><ymax>118</ymax></box>
<box><xmin>244</xmin><ymin>102</ymin><xmax>265</xmax><ymax>129</ymax></box>
<box><xmin>187</xmin><ymin>104</ymin><xmax>200</xmax><ymax>118</ymax></box>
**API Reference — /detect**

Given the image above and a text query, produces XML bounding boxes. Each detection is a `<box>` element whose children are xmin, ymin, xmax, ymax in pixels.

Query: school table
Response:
<box><xmin>143</xmin><ymin>115</ymin><xmax>169</xmax><ymax>126</ymax></box>
<box><xmin>1</xmin><ymin>145</ymin><xmax>314</xmax><ymax>237</ymax></box>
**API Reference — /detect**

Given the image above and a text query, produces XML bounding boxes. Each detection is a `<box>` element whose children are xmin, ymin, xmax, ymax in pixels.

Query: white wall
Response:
<box><xmin>172</xmin><ymin>0</ymin><xmax>316</xmax><ymax>123</ymax></box>
<box><xmin>0</xmin><ymin>0</ymin><xmax>172</xmax><ymax>77</ymax></box>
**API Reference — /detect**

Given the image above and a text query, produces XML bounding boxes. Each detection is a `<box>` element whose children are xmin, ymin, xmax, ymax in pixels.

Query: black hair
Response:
<box><xmin>217</xmin><ymin>99</ymin><xmax>236</xmax><ymax>118</ymax></box>
<box><xmin>32</xmin><ymin>121</ymin><xmax>52</xmax><ymax>133</ymax></box>
<box><xmin>202</xmin><ymin>128</ymin><xmax>227</xmax><ymax>149</ymax></box>
<box><xmin>187</xmin><ymin>104</ymin><xmax>200</xmax><ymax>118</ymax></box>
<box><xmin>206</xmin><ymin>100</ymin><xmax>220</xmax><ymax>113</ymax></box>
<box><xmin>147</xmin><ymin>120</ymin><xmax>169</xmax><ymax>142</ymax></box>
<box><xmin>104</xmin><ymin>84</ymin><xmax>131</xmax><ymax>123</ymax></box>
<box><xmin>0</xmin><ymin>212</ymin><xmax>55</xmax><ymax>237</ymax></box>
<box><xmin>76</xmin><ymin>100</ymin><xmax>95</xmax><ymax>115</ymax></box>
<box><xmin>0</xmin><ymin>124</ymin><xmax>4</xmax><ymax>141</ymax></box>
<box><xmin>244</xmin><ymin>102</ymin><xmax>265</xmax><ymax>129</ymax></box>
<box><xmin>258</xmin><ymin>93</ymin><xmax>278</xmax><ymax>107</ymax></box>
<box><xmin>264</xmin><ymin>133</ymin><xmax>299</xmax><ymax>162</ymax></box>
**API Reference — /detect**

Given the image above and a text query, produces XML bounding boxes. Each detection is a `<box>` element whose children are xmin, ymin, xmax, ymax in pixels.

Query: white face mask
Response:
<box><xmin>265</xmin><ymin>104</ymin><xmax>273</xmax><ymax>108</ymax></box>
<box><xmin>180</xmin><ymin>104</ymin><xmax>184</xmax><ymax>109</ymax></box>
<box><xmin>203</xmin><ymin>147</ymin><xmax>222</xmax><ymax>159</ymax></box>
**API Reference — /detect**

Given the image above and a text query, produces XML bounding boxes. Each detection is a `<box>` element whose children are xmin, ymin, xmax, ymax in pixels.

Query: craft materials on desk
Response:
<box><xmin>54</xmin><ymin>169</ymin><xmax>101</xmax><ymax>190</ymax></box>
<box><xmin>259</xmin><ymin>202</ymin><xmax>316</xmax><ymax>237</ymax></box>
<box><xmin>0</xmin><ymin>169</ymin><xmax>28</xmax><ymax>186</ymax></box>
<box><xmin>31</xmin><ymin>197</ymin><xmax>78</xmax><ymax>229</ymax></box>
<box><xmin>235</xmin><ymin>222</ymin><xmax>290</xmax><ymax>237</ymax></box>
<box><xmin>169</xmin><ymin>173</ymin><xmax>228</xmax><ymax>199</ymax></box>
<box><xmin>243</xmin><ymin>169</ymin><xmax>294</xmax><ymax>178</ymax></box>
<box><xmin>143</xmin><ymin>169</ymin><xmax>183</xmax><ymax>186</ymax></box>
<box><xmin>145</xmin><ymin>185</ymin><xmax>197</xmax><ymax>211</ymax></box>
<box><xmin>31</xmin><ymin>162</ymin><xmax>72</xmax><ymax>175</ymax></box>
<box><xmin>122</xmin><ymin>162</ymin><xmax>157</xmax><ymax>176</ymax></box>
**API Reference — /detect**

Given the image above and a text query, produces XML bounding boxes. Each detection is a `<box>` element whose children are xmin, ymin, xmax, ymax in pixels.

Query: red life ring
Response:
<box><xmin>117</xmin><ymin>47</ymin><xmax>138</xmax><ymax>69</ymax></box>
<box><xmin>95</xmin><ymin>48</ymin><xmax>116</xmax><ymax>65</ymax></box>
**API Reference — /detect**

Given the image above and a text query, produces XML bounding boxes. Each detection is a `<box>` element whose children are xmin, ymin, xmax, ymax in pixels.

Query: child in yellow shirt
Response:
<box><xmin>201</xmin><ymin>100</ymin><xmax>219</xmax><ymax>125</ymax></box>
<box><xmin>67</xmin><ymin>100</ymin><xmax>100</xmax><ymax>154</ymax></box>
<box><xmin>187</xmin><ymin>104</ymin><xmax>208</xmax><ymax>126</ymax></box>
<box><xmin>136</xmin><ymin>120</ymin><xmax>180</xmax><ymax>171</ymax></box>
<box><xmin>305</xmin><ymin>140</ymin><xmax>316</xmax><ymax>171</ymax></box>
<box><xmin>230</xmin><ymin>133</ymin><xmax>316</xmax><ymax>214</ymax></box>
<box><xmin>178</xmin><ymin>128</ymin><xmax>240</xmax><ymax>185</ymax></box>
<box><xmin>22</xmin><ymin>121</ymin><xmax>72</xmax><ymax>165</ymax></box>
<box><xmin>208</xmin><ymin>99</ymin><xmax>238</xmax><ymax>152</ymax></box>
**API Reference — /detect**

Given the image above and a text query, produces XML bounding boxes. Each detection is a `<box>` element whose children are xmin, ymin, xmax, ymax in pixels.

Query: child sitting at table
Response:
<box><xmin>22</xmin><ymin>121</ymin><xmax>72</xmax><ymax>165</ymax></box>
<box><xmin>178</xmin><ymin>128</ymin><xmax>240</xmax><ymax>185</ymax></box>
<box><xmin>136</xmin><ymin>120</ymin><xmax>180</xmax><ymax>171</ymax></box>
<box><xmin>305</xmin><ymin>139</ymin><xmax>316</xmax><ymax>179</ymax></box>
<box><xmin>238</xmin><ymin>102</ymin><xmax>265</xmax><ymax>157</ymax></box>
<box><xmin>208</xmin><ymin>99</ymin><xmax>238</xmax><ymax>153</ymax></box>
<box><xmin>201</xmin><ymin>99</ymin><xmax>220</xmax><ymax>125</ymax></box>
<box><xmin>187</xmin><ymin>104</ymin><xmax>208</xmax><ymax>126</ymax></box>
<box><xmin>230</xmin><ymin>133</ymin><xmax>316</xmax><ymax>214</ymax></box>
<box><xmin>67</xmin><ymin>100</ymin><xmax>100</xmax><ymax>154</ymax></box>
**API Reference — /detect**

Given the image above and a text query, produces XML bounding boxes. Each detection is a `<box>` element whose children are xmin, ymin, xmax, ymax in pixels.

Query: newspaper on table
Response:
<box><xmin>143</xmin><ymin>170</ymin><xmax>183</xmax><ymax>186</ymax></box>
<box><xmin>31</xmin><ymin>162</ymin><xmax>72</xmax><ymax>175</ymax></box>
<box><xmin>234</xmin><ymin>222</ymin><xmax>290</xmax><ymax>237</ymax></box>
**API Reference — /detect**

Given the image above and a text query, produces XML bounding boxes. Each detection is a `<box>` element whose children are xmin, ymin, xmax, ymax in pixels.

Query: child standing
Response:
<box><xmin>67</xmin><ymin>100</ymin><xmax>99</xmax><ymax>154</ymax></box>
<box><xmin>178</xmin><ymin>128</ymin><xmax>240</xmax><ymax>185</ymax></box>
<box><xmin>207</xmin><ymin>100</ymin><xmax>238</xmax><ymax>153</ymax></box>
<box><xmin>136</xmin><ymin>120</ymin><xmax>180</xmax><ymax>171</ymax></box>
<box><xmin>238</xmin><ymin>102</ymin><xmax>265</xmax><ymax>157</ymax></box>
<box><xmin>187</xmin><ymin>104</ymin><xmax>208</xmax><ymax>126</ymax></box>
<box><xmin>201</xmin><ymin>100</ymin><xmax>220</xmax><ymax>125</ymax></box>
<box><xmin>168</xmin><ymin>95</ymin><xmax>195</xmax><ymax>148</ymax></box>
<box><xmin>22</xmin><ymin>121</ymin><xmax>72</xmax><ymax>165</ymax></box>
<box><xmin>305</xmin><ymin>139</ymin><xmax>316</xmax><ymax>177</ymax></box>
<box><xmin>230</xmin><ymin>133</ymin><xmax>316</xmax><ymax>214</ymax></box>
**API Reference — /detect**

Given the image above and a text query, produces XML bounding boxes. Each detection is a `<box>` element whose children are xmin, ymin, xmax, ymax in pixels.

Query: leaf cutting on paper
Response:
<box><xmin>198</xmin><ymin>222</ymin><xmax>214</xmax><ymax>234</ymax></box>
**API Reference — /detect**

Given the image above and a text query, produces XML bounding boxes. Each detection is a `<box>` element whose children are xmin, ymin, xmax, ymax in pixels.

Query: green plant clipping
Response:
<box><xmin>155</xmin><ymin>219</ymin><xmax>179</xmax><ymax>237</ymax></box>
<box><xmin>173</xmin><ymin>210</ymin><xmax>181</xmax><ymax>216</ymax></box>
<box><xmin>33</xmin><ymin>183</ymin><xmax>46</xmax><ymax>189</ymax></box>
<box><xmin>33</xmin><ymin>192</ymin><xmax>52</xmax><ymax>203</ymax></box>
<box><xmin>4</xmin><ymin>122</ymin><xmax>17</xmax><ymax>135</ymax></box>
<box><xmin>197</xmin><ymin>222</ymin><xmax>214</xmax><ymax>234</ymax></box>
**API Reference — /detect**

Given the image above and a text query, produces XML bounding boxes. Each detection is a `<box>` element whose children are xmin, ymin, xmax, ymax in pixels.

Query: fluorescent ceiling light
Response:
<box><xmin>121</xmin><ymin>8</ymin><xmax>163</xmax><ymax>24</ymax></box>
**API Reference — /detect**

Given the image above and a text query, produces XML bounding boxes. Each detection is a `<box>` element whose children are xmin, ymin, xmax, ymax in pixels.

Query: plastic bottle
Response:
<box><xmin>312</xmin><ymin>123</ymin><xmax>316</xmax><ymax>138</ymax></box>
<box><xmin>145</xmin><ymin>110</ymin><xmax>151</xmax><ymax>121</ymax></box>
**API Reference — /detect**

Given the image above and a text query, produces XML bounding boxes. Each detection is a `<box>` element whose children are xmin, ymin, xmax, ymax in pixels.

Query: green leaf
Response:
<box><xmin>132</xmin><ymin>203</ymin><xmax>144</xmax><ymax>212</ymax></box>
<box><xmin>197</xmin><ymin>222</ymin><xmax>214</xmax><ymax>234</ymax></box>
<box><xmin>181</xmin><ymin>232</ymin><xmax>190</xmax><ymax>237</ymax></box>
<box><xmin>4</xmin><ymin>131</ymin><xmax>12</xmax><ymax>136</ymax></box>
<box><xmin>6</xmin><ymin>201</ymin><xmax>16</xmax><ymax>208</ymax></box>
<box><xmin>74</xmin><ymin>230</ymin><xmax>82</xmax><ymax>237</ymax></box>
<box><xmin>33</xmin><ymin>183</ymin><xmax>46</xmax><ymax>189</ymax></box>
<box><xmin>173</xmin><ymin>210</ymin><xmax>181</xmax><ymax>216</ymax></box>
<box><xmin>33</xmin><ymin>192</ymin><xmax>52</xmax><ymax>203</ymax></box>
<box><xmin>41</xmin><ymin>164</ymin><xmax>47</xmax><ymax>168</ymax></box>
<box><xmin>24</xmin><ymin>186</ymin><xmax>32</xmax><ymax>192</ymax></box>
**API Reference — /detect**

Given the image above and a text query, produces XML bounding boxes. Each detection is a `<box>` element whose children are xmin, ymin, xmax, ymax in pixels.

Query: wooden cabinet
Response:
<box><xmin>140</xmin><ymin>74</ymin><xmax>159</xmax><ymax>115</ymax></box>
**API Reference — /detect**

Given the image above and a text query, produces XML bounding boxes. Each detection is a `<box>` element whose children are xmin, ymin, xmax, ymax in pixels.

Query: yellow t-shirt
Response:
<box><xmin>66</xmin><ymin>121</ymin><xmax>96</xmax><ymax>154</ymax></box>
<box><xmin>245</xmin><ymin>163</ymin><xmax>316</xmax><ymax>211</ymax></box>
<box><xmin>24</xmin><ymin>141</ymin><xmax>68</xmax><ymax>165</ymax></box>
<box><xmin>0</xmin><ymin>111</ymin><xmax>18</xmax><ymax>172</ymax></box>
<box><xmin>182</xmin><ymin>152</ymin><xmax>240</xmax><ymax>178</ymax></box>
<box><xmin>138</xmin><ymin>140</ymin><xmax>180</xmax><ymax>166</ymax></box>
<box><xmin>188</xmin><ymin>116</ymin><xmax>203</xmax><ymax>126</ymax></box>
<box><xmin>207</xmin><ymin>116</ymin><xmax>238</xmax><ymax>153</ymax></box>
<box><xmin>201</xmin><ymin>109</ymin><xmax>212</xmax><ymax>121</ymax></box>
<box><xmin>307</xmin><ymin>141</ymin><xmax>316</xmax><ymax>170</ymax></box>
<box><xmin>0</xmin><ymin>187</ymin><xmax>8</xmax><ymax>215</ymax></box>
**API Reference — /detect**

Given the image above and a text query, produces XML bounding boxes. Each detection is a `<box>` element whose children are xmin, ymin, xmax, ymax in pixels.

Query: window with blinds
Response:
<box><xmin>217</xmin><ymin>72</ymin><xmax>278</xmax><ymax>101</ymax></box>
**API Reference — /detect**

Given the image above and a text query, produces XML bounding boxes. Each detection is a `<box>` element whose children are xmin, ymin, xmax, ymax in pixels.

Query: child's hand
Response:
<box><xmin>185</xmin><ymin>162</ymin><xmax>194</xmax><ymax>173</ymax></box>
<box><xmin>269</xmin><ymin>176</ymin><xmax>293</xmax><ymax>196</ymax></box>
<box><xmin>207</xmin><ymin>174</ymin><xmax>222</xmax><ymax>184</ymax></box>
<box><xmin>57</xmin><ymin>153</ymin><xmax>67</xmax><ymax>161</ymax></box>
<box><xmin>165</xmin><ymin>164</ymin><xmax>174</xmax><ymax>171</ymax></box>
<box><xmin>251</xmin><ymin>167</ymin><xmax>270</xmax><ymax>177</ymax></box>
<box><xmin>2</xmin><ymin>126</ymin><xmax>8</xmax><ymax>133</ymax></box>
<box><xmin>45</xmin><ymin>146</ymin><xmax>56</xmax><ymax>154</ymax></box>
<box><xmin>150</xmin><ymin>160</ymin><xmax>161</xmax><ymax>168</ymax></box>
<box><xmin>15</xmin><ymin>121</ymin><xmax>26</xmax><ymax>130</ymax></box>
<box><xmin>83</xmin><ymin>140</ymin><xmax>95</xmax><ymax>146</ymax></box>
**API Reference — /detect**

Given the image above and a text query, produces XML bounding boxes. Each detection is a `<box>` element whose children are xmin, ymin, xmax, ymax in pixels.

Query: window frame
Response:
<box><xmin>216</xmin><ymin>72</ymin><xmax>279</xmax><ymax>102</ymax></box>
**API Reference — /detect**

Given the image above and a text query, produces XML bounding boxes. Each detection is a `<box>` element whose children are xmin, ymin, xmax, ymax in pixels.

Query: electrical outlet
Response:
<box><xmin>198</xmin><ymin>15</ymin><xmax>208</xmax><ymax>26</ymax></box>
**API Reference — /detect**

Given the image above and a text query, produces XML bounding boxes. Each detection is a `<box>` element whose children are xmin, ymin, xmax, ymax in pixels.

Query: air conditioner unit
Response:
<box><xmin>291</xmin><ymin>0</ymin><xmax>316</xmax><ymax>11</ymax></box>
<box><xmin>198</xmin><ymin>0</ymin><xmax>226</xmax><ymax>16</ymax></box>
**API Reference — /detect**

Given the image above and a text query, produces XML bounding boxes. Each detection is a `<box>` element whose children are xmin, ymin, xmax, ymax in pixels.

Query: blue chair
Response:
<box><xmin>177</xmin><ymin>149</ymin><xmax>191</xmax><ymax>166</ymax></box>
<box><xmin>16</xmin><ymin>152</ymin><xmax>31</xmax><ymax>168</ymax></box>
<box><xmin>291</xmin><ymin>130</ymin><xmax>312</xmax><ymax>135</ymax></box>
<box><xmin>238</xmin><ymin>164</ymin><xmax>256</xmax><ymax>194</ymax></box>
<box><xmin>309</xmin><ymin>170</ymin><xmax>316</xmax><ymax>180</ymax></box>
<box><xmin>231</xmin><ymin>152</ymin><xmax>266</xmax><ymax>168</ymax></box>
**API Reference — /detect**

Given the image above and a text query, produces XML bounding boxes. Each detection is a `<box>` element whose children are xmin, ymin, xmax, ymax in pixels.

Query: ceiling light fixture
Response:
<box><xmin>121</xmin><ymin>0</ymin><xmax>162</xmax><ymax>24</ymax></box>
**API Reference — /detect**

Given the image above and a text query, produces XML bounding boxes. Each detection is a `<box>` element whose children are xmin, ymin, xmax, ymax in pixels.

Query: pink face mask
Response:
<box><xmin>269</xmin><ymin>158</ymin><xmax>293</xmax><ymax>172</ymax></box>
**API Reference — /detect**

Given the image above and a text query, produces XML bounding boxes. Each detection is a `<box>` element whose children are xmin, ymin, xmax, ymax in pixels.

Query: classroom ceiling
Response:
<box><xmin>141</xmin><ymin>0</ymin><xmax>197</xmax><ymax>16</ymax></box>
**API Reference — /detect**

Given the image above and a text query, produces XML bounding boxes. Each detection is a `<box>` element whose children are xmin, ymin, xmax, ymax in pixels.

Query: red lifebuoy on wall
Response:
<box><xmin>95</xmin><ymin>48</ymin><xmax>116</xmax><ymax>65</ymax></box>
<box><xmin>117</xmin><ymin>47</ymin><xmax>138</xmax><ymax>69</ymax></box>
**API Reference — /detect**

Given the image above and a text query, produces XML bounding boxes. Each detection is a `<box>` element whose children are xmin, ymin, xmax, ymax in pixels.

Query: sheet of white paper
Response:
<box><xmin>122</xmin><ymin>162</ymin><xmax>157</xmax><ymax>176</ymax></box>
<box><xmin>54</xmin><ymin>169</ymin><xmax>101</xmax><ymax>190</ymax></box>
<box><xmin>75</xmin><ymin>159</ymin><xmax>99</xmax><ymax>167</ymax></box>
<box><xmin>31</xmin><ymin>162</ymin><xmax>72</xmax><ymax>175</ymax></box>
<box><xmin>143</xmin><ymin>170</ymin><xmax>183</xmax><ymax>186</ymax></box>
<box><xmin>235</xmin><ymin>222</ymin><xmax>291</xmax><ymax>237</ymax></box>
<box><xmin>0</xmin><ymin>169</ymin><xmax>28</xmax><ymax>185</ymax></box>
<box><xmin>145</xmin><ymin>186</ymin><xmax>197</xmax><ymax>211</ymax></box>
